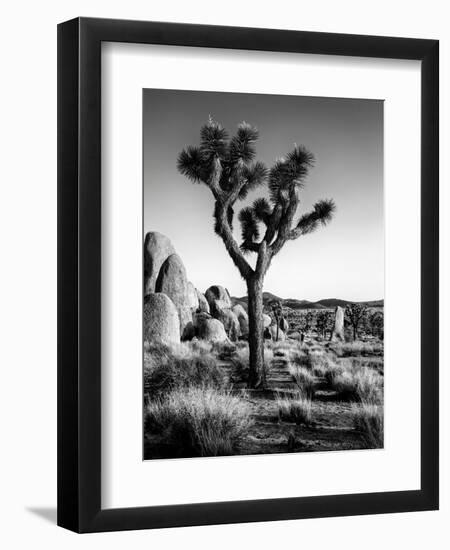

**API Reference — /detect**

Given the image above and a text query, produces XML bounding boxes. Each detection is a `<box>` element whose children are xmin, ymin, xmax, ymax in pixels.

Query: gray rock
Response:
<box><xmin>186</xmin><ymin>282</ymin><xmax>199</xmax><ymax>311</ymax></box>
<box><xmin>232</xmin><ymin>304</ymin><xmax>249</xmax><ymax>335</ymax></box>
<box><xmin>155</xmin><ymin>253</ymin><xmax>192</xmax><ymax>333</ymax></box>
<box><xmin>205</xmin><ymin>285</ymin><xmax>232</xmax><ymax>313</ymax></box>
<box><xmin>196</xmin><ymin>289</ymin><xmax>210</xmax><ymax>314</ymax></box>
<box><xmin>195</xmin><ymin>315</ymin><xmax>228</xmax><ymax>342</ymax></box>
<box><xmin>331</xmin><ymin>306</ymin><xmax>345</xmax><ymax>341</ymax></box>
<box><xmin>269</xmin><ymin>325</ymin><xmax>286</xmax><ymax>341</ymax></box>
<box><xmin>215</xmin><ymin>306</ymin><xmax>241</xmax><ymax>342</ymax></box>
<box><xmin>279</xmin><ymin>317</ymin><xmax>289</xmax><ymax>333</ymax></box>
<box><xmin>263</xmin><ymin>314</ymin><xmax>272</xmax><ymax>328</ymax></box>
<box><xmin>144</xmin><ymin>231</ymin><xmax>176</xmax><ymax>295</ymax></box>
<box><xmin>181</xmin><ymin>321</ymin><xmax>196</xmax><ymax>341</ymax></box>
<box><xmin>143</xmin><ymin>293</ymin><xmax>180</xmax><ymax>345</ymax></box>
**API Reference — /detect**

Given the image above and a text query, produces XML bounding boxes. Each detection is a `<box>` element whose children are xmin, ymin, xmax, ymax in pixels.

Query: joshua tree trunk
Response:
<box><xmin>247</xmin><ymin>276</ymin><xmax>265</xmax><ymax>388</ymax></box>
<box><xmin>177</xmin><ymin>120</ymin><xmax>335</xmax><ymax>389</ymax></box>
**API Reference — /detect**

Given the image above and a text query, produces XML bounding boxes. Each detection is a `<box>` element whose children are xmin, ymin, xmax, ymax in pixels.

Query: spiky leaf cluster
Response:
<box><xmin>177</xmin><ymin>118</ymin><xmax>336</xmax><ymax>275</ymax></box>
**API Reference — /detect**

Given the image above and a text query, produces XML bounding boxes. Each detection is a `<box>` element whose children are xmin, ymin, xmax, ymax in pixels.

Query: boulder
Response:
<box><xmin>181</xmin><ymin>321</ymin><xmax>196</xmax><ymax>341</ymax></box>
<box><xmin>205</xmin><ymin>285</ymin><xmax>232</xmax><ymax>312</ymax></box>
<box><xmin>143</xmin><ymin>293</ymin><xmax>180</xmax><ymax>345</ymax></box>
<box><xmin>269</xmin><ymin>325</ymin><xmax>286</xmax><ymax>341</ymax></box>
<box><xmin>331</xmin><ymin>306</ymin><xmax>345</xmax><ymax>341</ymax></box>
<box><xmin>196</xmin><ymin>289</ymin><xmax>210</xmax><ymax>314</ymax></box>
<box><xmin>195</xmin><ymin>315</ymin><xmax>228</xmax><ymax>342</ymax></box>
<box><xmin>232</xmin><ymin>304</ymin><xmax>249</xmax><ymax>335</ymax></box>
<box><xmin>263</xmin><ymin>314</ymin><xmax>272</xmax><ymax>328</ymax></box>
<box><xmin>279</xmin><ymin>317</ymin><xmax>289</xmax><ymax>333</ymax></box>
<box><xmin>144</xmin><ymin>231</ymin><xmax>176</xmax><ymax>295</ymax></box>
<box><xmin>186</xmin><ymin>282</ymin><xmax>199</xmax><ymax>311</ymax></box>
<box><xmin>155</xmin><ymin>253</ymin><xmax>192</xmax><ymax>332</ymax></box>
<box><xmin>216</xmin><ymin>307</ymin><xmax>241</xmax><ymax>342</ymax></box>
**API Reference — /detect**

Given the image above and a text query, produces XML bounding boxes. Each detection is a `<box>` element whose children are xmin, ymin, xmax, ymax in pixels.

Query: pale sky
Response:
<box><xmin>143</xmin><ymin>89</ymin><xmax>383</xmax><ymax>302</ymax></box>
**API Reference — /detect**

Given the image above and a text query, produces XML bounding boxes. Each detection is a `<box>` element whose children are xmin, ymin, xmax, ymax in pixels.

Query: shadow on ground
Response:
<box><xmin>26</xmin><ymin>507</ymin><xmax>57</xmax><ymax>525</ymax></box>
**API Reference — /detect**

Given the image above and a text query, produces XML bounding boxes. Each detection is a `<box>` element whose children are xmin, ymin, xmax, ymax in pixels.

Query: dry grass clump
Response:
<box><xmin>232</xmin><ymin>345</ymin><xmax>273</xmax><ymax>383</ymax></box>
<box><xmin>289</xmin><ymin>365</ymin><xmax>316</xmax><ymax>398</ymax></box>
<box><xmin>329</xmin><ymin>364</ymin><xmax>383</xmax><ymax>404</ymax></box>
<box><xmin>144</xmin><ymin>343</ymin><xmax>226</xmax><ymax>398</ymax></box>
<box><xmin>145</xmin><ymin>387</ymin><xmax>253</xmax><ymax>456</ymax></box>
<box><xmin>211</xmin><ymin>340</ymin><xmax>237</xmax><ymax>359</ymax></box>
<box><xmin>268</xmin><ymin>340</ymin><xmax>298</xmax><ymax>354</ymax></box>
<box><xmin>289</xmin><ymin>349</ymin><xmax>313</xmax><ymax>369</ymax></box>
<box><xmin>332</xmin><ymin>341</ymin><xmax>383</xmax><ymax>358</ymax></box>
<box><xmin>277</xmin><ymin>392</ymin><xmax>313</xmax><ymax>424</ymax></box>
<box><xmin>351</xmin><ymin>402</ymin><xmax>384</xmax><ymax>448</ymax></box>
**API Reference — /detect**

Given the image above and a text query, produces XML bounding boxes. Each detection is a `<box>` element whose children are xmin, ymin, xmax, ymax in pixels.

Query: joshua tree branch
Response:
<box><xmin>270</xmin><ymin>186</ymin><xmax>299</xmax><ymax>256</ymax></box>
<box><xmin>289</xmin><ymin>199</ymin><xmax>336</xmax><ymax>240</ymax></box>
<box><xmin>214</xmin><ymin>179</ymin><xmax>254</xmax><ymax>279</ymax></box>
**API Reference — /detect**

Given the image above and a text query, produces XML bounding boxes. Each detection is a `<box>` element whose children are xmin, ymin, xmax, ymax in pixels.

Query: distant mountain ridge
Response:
<box><xmin>232</xmin><ymin>293</ymin><xmax>383</xmax><ymax>310</ymax></box>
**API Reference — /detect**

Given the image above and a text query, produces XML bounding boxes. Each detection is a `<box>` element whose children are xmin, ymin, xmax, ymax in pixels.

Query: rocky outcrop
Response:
<box><xmin>215</xmin><ymin>305</ymin><xmax>241</xmax><ymax>342</ymax></box>
<box><xmin>144</xmin><ymin>293</ymin><xmax>180</xmax><ymax>345</ymax></box>
<box><xmin>205</xmin><ymin>286</ymin><xmax>241</xmax><ymax>341</ymax></box>
<box><xmin>144</xmin><ymin>232</ymin><xmax>176</xmax><ymax>295</ymax></box>
<box><xmin>269</xmin><ymin>325</ymin><xmax>286</xmax><ymax>341</ymax></box>
<box><xmin>195</xmin><ymin>314</ymin><xmax>228</xmax><ymax>342</ymax></box>
<box><xmin>186</xmin><ymin>282</ymin><xmax>199</xmax><ymax>312</ymax></box>
<box><xmin>232</xmin><ymin>304</ymin><xmax>249</xmax><ymax>336</ymax></box>
<box><xmin>263</xmin><ymin>314</ymin><xmax>272</xmax><ymax>328</ymax></box>
<box><xmin>331</xmin><ymin>306</ymin><xmax>345</xmax><ymax>341</ymax></box>
<box><xmin>155</xmin><ymin>253</ymin><xmax>192</xmax><ymax>333</ymax></box>
<box><xmin>279</xmin><ymin>317</ymin><xmax>289</xmax><ymax>333</ymax></box>
<box><xmin>196</xmin><ymin>289</ymin><xmax>210</xmax><ymax>314</ymax></box>
<box><xmin>205</xmin><ymin>285</ymin><xmax>232</xmax><ymax>313</ymax></box>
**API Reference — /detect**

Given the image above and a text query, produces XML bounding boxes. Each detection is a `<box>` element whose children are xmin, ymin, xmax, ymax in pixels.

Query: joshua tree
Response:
<box><xmin>345</xmin><ymin>303</ymin><xmax>368</xmax><ymax>341</ymax></box>
<box><xmin>269</xmin><ymin>299</ymin><xmax>283</xmax><ymax>341</ymax></box>
<box><xmin>316</xmin><ymin>310</ymin><xmax>333</xmax><ymax>339</ymax></box>
<box><xmin>298</xmin><ymin>311</ymin><xmax>314</xmax><ymax>342</ymax></box>
<box><xmin>367</xmin><ymin>310</ymin><xmax>384</xmax><ymax>339</ymax></box>
<box><xmin>177</xmin><ymin>118</ymin><xmax>335</xmax><ymax>387</ymax></box>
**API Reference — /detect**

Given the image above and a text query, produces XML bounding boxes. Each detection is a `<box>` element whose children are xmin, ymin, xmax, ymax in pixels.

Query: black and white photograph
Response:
<box><xmin>143</xmin><ymin>89</ymin><xmax>384</xmax><ymax>460</ymax></box>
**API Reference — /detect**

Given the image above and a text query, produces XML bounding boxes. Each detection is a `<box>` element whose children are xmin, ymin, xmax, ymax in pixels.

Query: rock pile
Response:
<box><xmin>143</xmin><ymin>231</ymin><xmax>291</xmax><ymax>346</ymax></box>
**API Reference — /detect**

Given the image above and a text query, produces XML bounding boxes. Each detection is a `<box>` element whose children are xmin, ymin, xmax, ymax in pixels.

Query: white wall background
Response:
<box><xmin>0</xmin><ymin>1</ymin><xmax>448</xmax><ymax>548</ymax></box>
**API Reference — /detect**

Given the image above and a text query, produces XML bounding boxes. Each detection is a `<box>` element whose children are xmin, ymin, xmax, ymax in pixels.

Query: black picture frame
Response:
<box><xmin>57</xmin><ymin>17</ymin><xmax>439</xmax><ymax>533</ymax></box>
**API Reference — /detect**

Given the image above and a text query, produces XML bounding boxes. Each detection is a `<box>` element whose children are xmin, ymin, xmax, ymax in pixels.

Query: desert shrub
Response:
<box><xmin>324</xmin><ymin>364</ymin><xmax>344</xmax><ymax>386</ymax></box>
<box><xmin>329</xmin><ymin>365</ymin><xmax>383</xmax><ymax>403</ymax></box>
<box><xmin>353</xmin><ymin>368</ymin><xmax>383</xmax><ymax>404</ymax></box>
<box><xmin>289</xmin><ymin>349</ymin><xmax>313</xmax><ymax>369</ymax></box>
<box><xmin>211</xmin><ymin>340</ymin><xmax>237</xmax><ymax>359</ymax></box>
<box><xmin>267</xmin><ymin>340</ymin><xmax>297</xmax><ymax>354</ymax></box>
<box><xmin>352</xmin><ymin>402</ymin><xmax>384</xmax><ymax>448</ymax></box>
<box><xmin>289</xmin><ymin>365</ymin><xmax>316</xmax><ymax>398</ymax></box>
<box><xmin>277</xmin><ymin>392</ymin><xmax>313</xmax><ymax>424</ymax></box>
<box><xmin>339</xmin><ymin>341</ymin><xmax>383</xmax><ymax>357</ymax></box>
<box><xmin>188</xmin><ymin>339</ymin><xmax>213</xmax><ymax>355</ymax></box>
<box><xmin>145</xmin><ymin>387</ymin><xmax>253</xmax><ymax>456</ymax></box>
<box><xmin>231</xmin><ymin>346</ymin><xmax>250</xmax><ymax>381</ymax></box>
<box><xmin>144</xmin><ymin>346</ymin><xmax>226</xmax><ymax>398</ymax></box>
<box><xmin>232</xmin><ymin>346</ymin><xmax>273</xmax><ymax>383</ymax></box>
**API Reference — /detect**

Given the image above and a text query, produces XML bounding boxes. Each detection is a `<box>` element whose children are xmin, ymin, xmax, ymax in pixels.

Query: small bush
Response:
<box><xmin>337</xmin><ymin>341</ymin><xmax>383</xmax><ymax>357</ymax></box>
<box><xmin>277</xmin><ymin>392</ymin><xmax>313</xmax><ymax>424</ymax></box>
<box><xmin>324</xmin><ymin>364</ymin><xmax>344</xmax><ymax>386</ymax></box>
<box><xmin>188</xmin><ymin>339</ymin><xmax>213</xmax><ymax>355</ymax></box>
<box><xmin>232</xmin><ymin>346</ymin><xmax>273</xmax><ymax>383</ymax></box>
<box><xmin>145</xmin><ymin>387</ymin><xmax>253</xmax><ymax>456</ymax></box>
<box><xmin>352</xmin><ymin>402</ymin><xmax>384</xmax><ymax>448</ymax></box>
<box><xmin>289</xmin><ymin>350</ymin><xmax>312</xmax><ymax>370</ymax></box>
<box><xmin>289</xmin><ymin>365</ymin><xmax>316</xmax><ymax>398</ymax></box>
<box><xmin>144</xmin><ymin>346</ymin><xmax>226</xmax><ymax>398</ymax></box>
<box><xmin>329</xmin><ymin>365</ymin><xmax>383</xmax><ymax>403</ymax></box>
